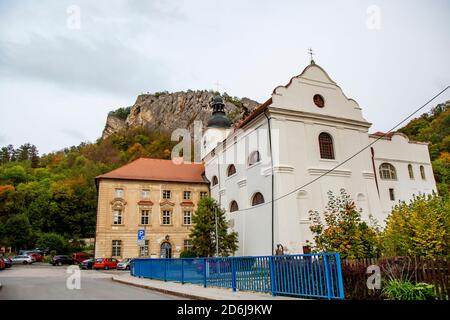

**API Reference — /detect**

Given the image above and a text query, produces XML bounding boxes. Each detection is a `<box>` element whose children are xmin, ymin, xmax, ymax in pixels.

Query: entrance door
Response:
<box><xmin>160</xmin><ymin>242</ymin><xmax>172</xmax><ymax>258</ymax></box>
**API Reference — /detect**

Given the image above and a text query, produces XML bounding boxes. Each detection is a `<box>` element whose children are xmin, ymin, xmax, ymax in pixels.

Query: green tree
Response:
<box><xmin>309</xmin><ymin>189</ymin><xmax>382</xmax><ymax>259</ymax></box>
<box><xmin>0</xmin><ymin>165</ymin><xmax>28</xmax><ymax>185</ymax></box>
<box><xmin>383</xmin><ymin>194</ymin><xmax>450</xmax><ymax>258</ymax></box>
<box><xmin>1</xmin><ymin>214</ymin><xmax>34</xmax><ymax>251</ymax></box>
<box><xmin>36</xmin><ymin>232</ymin><xmax>68</xmax><ymax>254</ymax></box>
<box><xmin>189</xmin><ymin>197</ymin><xmax>238</xmax><ymax>257</ymax></box>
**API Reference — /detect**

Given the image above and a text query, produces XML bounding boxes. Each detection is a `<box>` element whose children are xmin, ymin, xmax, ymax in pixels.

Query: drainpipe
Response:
<box><xmin>263</xmin><ymin>111</ymin><xmax>275</xmax><ymax>255</ymax></box>
<box><xmin>216</xmin><ymin>150</ymin><xmax>222</xmax><ymax>257</ymax></box>
<box><xmin>371</xmin><ymin>147</ymin><xmax>380</xmax><ymax>196</ymax></box>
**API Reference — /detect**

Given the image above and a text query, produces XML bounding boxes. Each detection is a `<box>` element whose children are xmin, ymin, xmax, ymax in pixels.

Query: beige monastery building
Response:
<box><xmin>95</xmin><ymin>158</ymin><xmax>209</xmax><ymax>259</ymax></box>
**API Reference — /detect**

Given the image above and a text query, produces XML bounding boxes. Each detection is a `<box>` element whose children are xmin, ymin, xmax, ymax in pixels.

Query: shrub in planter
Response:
<box><xmin>382</xmin><ymin>280</ymin><xmax>436</xmax><ymax>300</ymax></box>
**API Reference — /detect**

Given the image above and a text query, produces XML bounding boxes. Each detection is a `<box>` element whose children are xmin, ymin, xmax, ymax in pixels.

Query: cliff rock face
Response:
<box><xmin>102</xmin><ymin>91</ymin><xmax>260</xmax><ymax>139</ymax></box>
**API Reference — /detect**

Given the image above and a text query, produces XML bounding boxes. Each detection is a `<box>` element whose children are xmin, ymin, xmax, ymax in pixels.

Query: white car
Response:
<box><xmin>117</xmin><ymin>258</ymin><xmax>132</xmax><ymax>270</ymax></box>
<box><xmin>11</xmin><ymin>255</ymin><xmax>34</xmax><ymax>265</ymax></box>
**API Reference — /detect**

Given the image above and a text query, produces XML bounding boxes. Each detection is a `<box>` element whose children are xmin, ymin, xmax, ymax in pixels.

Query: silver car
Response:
<box><xmin>117</xmin><ymin>258</ymin><xmax>132</xmax><ymax>270</ymax></box>
<box><xmin>11</xmin><ymin>255</ymin><xmax>34</xmax><ymax>265</ymax></box>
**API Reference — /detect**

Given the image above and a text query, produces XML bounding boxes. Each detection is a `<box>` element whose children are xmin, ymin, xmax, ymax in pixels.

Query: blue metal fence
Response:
<box><xmin>130</xmin><ymin>253</ymin><xmax>344</xmax><ymax>299</ymax></box>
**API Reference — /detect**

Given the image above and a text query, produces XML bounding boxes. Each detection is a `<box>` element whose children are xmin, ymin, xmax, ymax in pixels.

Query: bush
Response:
<box><xmin>36</xmin><ymin>233</ymin><xmax>68</xmax><ymax>254</ymax></box>
<box><xmin>382</xmin><ymin>280</ymin><xmax>436</xmax><ymax>300</ymax></box>
<box><xmin>180</xmin><ymin>249</ymin><xmax>196</xmax><ymax>258</ymax></box>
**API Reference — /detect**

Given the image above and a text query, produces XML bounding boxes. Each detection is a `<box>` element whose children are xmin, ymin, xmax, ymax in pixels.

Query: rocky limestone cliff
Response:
<box><xmin>102</xmin><ymin>91</ymin><xmax>260</xmax><ymax>139</ymax></box>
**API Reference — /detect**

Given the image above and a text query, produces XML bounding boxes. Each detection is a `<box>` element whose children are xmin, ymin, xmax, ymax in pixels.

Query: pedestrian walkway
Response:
<box><xmin>112</xmin><ymin>274</ymin><xmax>301</xmax><ymax>300</ymax></box>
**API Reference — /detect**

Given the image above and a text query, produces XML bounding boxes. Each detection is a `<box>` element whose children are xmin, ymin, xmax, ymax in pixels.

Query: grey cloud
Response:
<box><xmin>0</xmin><ymin>34</ymin><xmax>170</xmax><ymax>96</ymax></box>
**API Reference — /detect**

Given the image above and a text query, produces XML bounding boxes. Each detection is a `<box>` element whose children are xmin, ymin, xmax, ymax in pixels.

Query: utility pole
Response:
<box><xmin>215</xmin><ymin>206</ymin><xmax>219</xmax><ymax>257</ymax></box>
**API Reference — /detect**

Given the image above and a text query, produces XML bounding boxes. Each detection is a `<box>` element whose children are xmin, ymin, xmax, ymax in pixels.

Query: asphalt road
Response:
<box><xmin>0</xmin><ymin>263</ymin><xmax>184</xmax><ymax>300</ymax></box>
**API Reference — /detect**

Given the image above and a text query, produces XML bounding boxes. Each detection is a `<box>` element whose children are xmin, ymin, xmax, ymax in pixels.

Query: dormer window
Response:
<box><xmin>141</xmin><ymin>189</ymin><xmax>150</xmax><ymax>199</ymax></box>
<box><xmin>115</xmin><ymin>188</ymin><xmax>124</xmax><ymax>198</ymax></box>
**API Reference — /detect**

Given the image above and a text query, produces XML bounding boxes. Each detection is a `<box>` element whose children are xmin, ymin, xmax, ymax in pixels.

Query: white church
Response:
<box><xmin>201</xmin><ymin>61</ymin><xmax>437</xmax><ymax>257</ymax></box>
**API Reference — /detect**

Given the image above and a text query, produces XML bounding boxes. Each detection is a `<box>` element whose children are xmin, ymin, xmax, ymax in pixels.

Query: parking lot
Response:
<box><xmin>0</xmin><ymin>263</ymin><xmax>184</xmax><ymax>300</ymax></box>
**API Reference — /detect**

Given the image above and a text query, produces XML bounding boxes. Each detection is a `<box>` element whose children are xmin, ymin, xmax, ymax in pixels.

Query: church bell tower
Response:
<box><xmin>201</xmin><ymin>96</ymin><xmax>232</xmax><ymax>159</ymax></box>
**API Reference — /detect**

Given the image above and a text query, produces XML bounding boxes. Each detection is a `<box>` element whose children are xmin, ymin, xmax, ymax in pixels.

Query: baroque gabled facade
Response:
<box><xmin>202</xmin><ymin>62</ymin><xmax>437</xmax><ymax>257</ymax></box>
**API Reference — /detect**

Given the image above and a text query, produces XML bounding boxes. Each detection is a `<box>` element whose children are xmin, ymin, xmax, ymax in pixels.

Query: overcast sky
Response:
<box><xmin>0</xmin><ymin>0</ymin><xmax>449</xmax><ymax>154</ymax></box>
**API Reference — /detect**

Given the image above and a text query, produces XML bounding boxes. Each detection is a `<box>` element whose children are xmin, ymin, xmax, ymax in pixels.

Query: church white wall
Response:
<box><xmin>203</xmin><ymin>63</ymin><xmax>437</xmax><ymax>258</ymax></box>
<box><xmin>370</xmin><ymin>133</ymin><xmax>437</xmax><ymax>220</ymax></box>
<box><xmin>205</xmin><ymin>118</ymin><xmax>274</xmax><ymax>256</ymax></box>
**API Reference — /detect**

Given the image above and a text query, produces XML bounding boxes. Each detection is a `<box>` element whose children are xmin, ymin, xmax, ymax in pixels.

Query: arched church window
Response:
<box><xmin>227</xmin><ymin>164</ymin><xmax>236</xmax><ymax>177</ymax></box>
<box><xmin>379</xmin><ymin>163</ymin><xmax>397</xmax><ymax>180</ymax></box>
<box><xmin>212</xmin><ymin>175</ymin><xmax>218</xmax><ymax>186</ymax></box>
<box><xmin>248</xmin><ymin>151</ymin><xmax>261</xmax><ymax>166</ymax></box>
<box><xmin>251</xmin><ymin>192</ymin><xmax>265</xmax><ymax>206</ymax></box>
<box><xmin>230</xmin><ymin>201</ymin><xmax>239</xmax><ymax>212</ymax></box>
<box><xmin>420</xmin><ymin>165</ymin><xmax>426</xmax><ymax>180</ymax></box>
<box><xmin>318</xmin><ymin>132</ymin><xmax>334</xmax><ymax>159</ymax></box>
<box><xmin>408</xmin><ymin>164</ymin><xmax>414</xmax><ymax>180</ymax></box>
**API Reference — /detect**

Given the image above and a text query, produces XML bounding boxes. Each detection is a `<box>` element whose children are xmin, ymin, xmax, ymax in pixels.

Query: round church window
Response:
<box><xmin>313</xmin><ymin>94</ymin><xmax>325</xmax><ymax>108</ymax></box>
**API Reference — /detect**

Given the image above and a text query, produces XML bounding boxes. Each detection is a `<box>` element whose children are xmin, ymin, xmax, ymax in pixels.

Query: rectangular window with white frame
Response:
<box><xmin>200</xmin><ymin>191</ymin><xmax>208</xmax><ymax>199</ymax></box>
<box><xmin>162</xmin><ymin>210</ymin><xmax>171</xmax><ymax>225</ymax></box>
<box><xmin>141</xmin><ymin>209</ymin><xmax>150</xmax><ymax>225</ymax></box>
<box><xmin>162</xmin><ymin>190</ymin><xmax>171</xmax><ymax>200</ymax></box>
<box><xmin>139</xmin><ymin>240</ymin><xmax>149</xmax><ymax>257</ymax></box>
<box><xmin>141</xmin><ymin>189</ymin><xmax>150</xmax><ymax>199</ymax></box>
<box><xmin>183</xmin><ymin>210</ymin><xmax>192</xmax><ymax>225</ymax></box>
<box><xmin>112</xmin><ymin>240</ymin><xmax>121</xmax><ymax>257</ymax></box>
<box><xmin>183</xmin><ymin>191</ymin><xmax>191</xmax><ymax>200</ymax></box>
<box><xmin>113</xmin><ymin>209</ymin><xmax>122</xmax><ymax>225</ymax></box>
<box><xmin>184</xmin><ymin>239</ymin><xmax>193</xmax><ymax>251</ymax></box>
<box><xmin>115</xmin><ymin>188</ymin><xmax>124</xmax><ymax>198</ymax></box>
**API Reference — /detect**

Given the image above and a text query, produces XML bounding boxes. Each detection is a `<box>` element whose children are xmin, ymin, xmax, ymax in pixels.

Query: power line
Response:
<box><xmin>235</xmin><ymin>85</ymin><xmax>450</xmax><ymax>212</ymax></box>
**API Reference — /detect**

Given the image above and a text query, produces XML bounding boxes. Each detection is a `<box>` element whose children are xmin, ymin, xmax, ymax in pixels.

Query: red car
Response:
<box><xmin>93</xmin><ymin>258</ymin><xmax>118</xmax><ymax>270</ymax></box>
<box><xmin>0</xmin><ymin>257</ymin><xmax>5</xmax><ymax>270</ymax></box>
<box><xmin>72</xmin><ymin>253</ymin><xmax>89</xmax><ymax>264</ymax></box>
<box><xmin>28</xmin><ymin>253</ymin><xmax>43</xmax><ymax>262</ymax></box>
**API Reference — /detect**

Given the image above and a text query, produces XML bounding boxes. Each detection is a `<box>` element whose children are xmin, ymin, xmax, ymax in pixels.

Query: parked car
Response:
<box><xmin>51</xmin><ymin>255</ymin><xmax>74</xmax><ymax>266</ymax></box>
<box><xmin>72</xmin><ymin>253</ymin><xmax>90</xmax><ymax>264</ymax></box>
<box><xmin>1</xmin><ymin>256</ymin><xmax>12</xmax><ymax>268</ymax></box>
<box><xmin>11</xmin><ymin>255</ymin><xmax>34</xmax><ymax>264</ymax></box>
<box><xmin>28</xmin><ymin>252</ymin><xmax>44</xmax><ymax>262</ymax></box>
<box><xmin>93</xmin><ymin>258</ymin><xmax>118</xmax><ymax>270</ymax></box>
<box><xmin>0</xmin><ymin>257</ymin><xmax>5</xmax><ymax>270</ymax></box>
<box><xmin>117</xmin><ymin>258</ymin><xmax>132</xmax><ymax>270</ymax></box>
<box><xmin>80</xmin><ymin>258</ymin><xmax>94</xmax><ymax>270</ymax></box>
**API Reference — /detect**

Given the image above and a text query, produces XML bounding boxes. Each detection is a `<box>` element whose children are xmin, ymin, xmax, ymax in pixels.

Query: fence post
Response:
<box><xmin>231</xmin><ymin>257</ymin><xmax>237</xmax><ymax>292</ymax></box>
<box><xmin>181</xmin><ymin>259</ymin><xmax>184</xmax><ymax>284</ymax></box>
<box><xmin>323</xmin><ymin>254</ymin><xmax>332</xmax><ymax>299</ymax></box>
<box><xmin>164</xmin><ymin>259</ymin><xmax>167</xmax><ymax>282</ymax></box>
<box><xmin>269</xmin><ymin>256</ymin><xmax>276</xmax><ymax>296</ymax></box>
<box><xmin>203</xmin><ymin>258</ymin><xmax>207</xmax><ymax>288</ymax></box>
<box><xmin>334</xmin><ymin>253</ymin><xmax>345</xmax><ymax>300</ymax></box>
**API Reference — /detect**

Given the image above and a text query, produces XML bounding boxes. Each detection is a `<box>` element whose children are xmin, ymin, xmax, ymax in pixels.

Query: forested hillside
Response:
<box><xmin>398</xmin><ymin>100</ymin><xmax>450</xmax><ymax>196</ymax></box>
<box><xmin>0</xmin><ymin>127</ymin><xmax>175</xmax><ymax>252</ymax></box>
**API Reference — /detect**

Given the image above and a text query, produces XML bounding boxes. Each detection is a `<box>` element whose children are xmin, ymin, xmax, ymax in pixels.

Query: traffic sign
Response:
<box><xmin>137</xmin><ymin>228</ymin><xmax>145</xmax><ymax>246</ymax></box>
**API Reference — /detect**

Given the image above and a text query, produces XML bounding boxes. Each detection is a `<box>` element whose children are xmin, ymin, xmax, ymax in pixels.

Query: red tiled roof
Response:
<box><xmin>370</xmin><ymin>131</ymin><xmax>395</xmax><ymax>139</ymax></box>
<box><xmin>96</xmin><ymin>158</ymin><xmax>207</xmax><ymax>184</ymax></box>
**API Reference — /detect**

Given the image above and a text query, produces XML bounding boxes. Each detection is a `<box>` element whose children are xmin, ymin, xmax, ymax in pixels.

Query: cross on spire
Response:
<box><xmin>308</xmin><ymin>48</ymin><xmax>315</xmax><ymax>64</ymax></box>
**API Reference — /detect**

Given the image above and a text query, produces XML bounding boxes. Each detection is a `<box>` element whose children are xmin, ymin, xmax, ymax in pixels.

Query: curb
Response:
<box><xmin>111</xmin><ymin>276</ymin><xmax>212</xmax><ymax>300</ymax></box>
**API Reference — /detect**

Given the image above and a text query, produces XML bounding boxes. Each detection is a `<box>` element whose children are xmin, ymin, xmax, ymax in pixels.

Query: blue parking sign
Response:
<box><xmin>138</xmin><ymin>229</ymin><xmax>145</xmax><ymax>241</ymax></box>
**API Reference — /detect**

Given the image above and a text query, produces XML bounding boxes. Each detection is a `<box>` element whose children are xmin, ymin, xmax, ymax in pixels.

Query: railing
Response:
<box><xmin>130</xmin><ymin>253</ymin><xmax>344</xmax><ymax>299</ymax></box>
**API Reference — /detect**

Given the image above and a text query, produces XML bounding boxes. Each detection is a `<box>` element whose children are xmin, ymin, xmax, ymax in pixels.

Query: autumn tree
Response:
<box><xmin>309</xmin><ymin>189</ymin><xmax>382</xmax><ymax>259</ymax></box>
<box><xmin>383</xmin><ymin>194</ymin><xmax>450</xmax><ymax>258</ymax></box>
